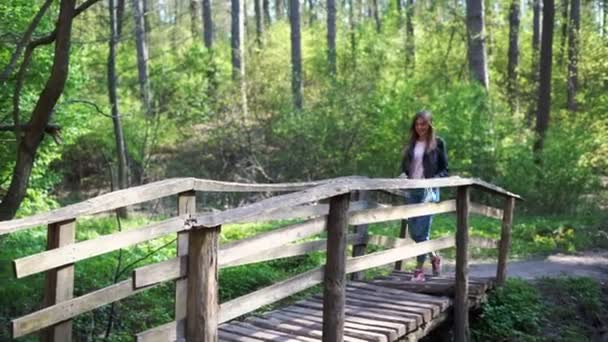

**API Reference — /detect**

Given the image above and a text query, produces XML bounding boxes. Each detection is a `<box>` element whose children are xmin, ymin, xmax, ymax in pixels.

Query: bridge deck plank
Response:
<box><xmin>218</xmin><ymin>274</ymin><xmax>494</xmax><ymax>342</ymax></box>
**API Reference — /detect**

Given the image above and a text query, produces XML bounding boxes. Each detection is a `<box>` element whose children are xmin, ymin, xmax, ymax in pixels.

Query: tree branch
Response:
<box><xmin>0</xmin><ymin>0</ymin><xmax>54</xmax><ymax>85</ymax></box>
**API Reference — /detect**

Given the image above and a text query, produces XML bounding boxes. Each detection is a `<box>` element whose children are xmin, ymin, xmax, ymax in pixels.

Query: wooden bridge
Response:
<box><xmin>0</xmin><ymin>176</ymin><xmax>519</xmax><ymax>342</ymax></box>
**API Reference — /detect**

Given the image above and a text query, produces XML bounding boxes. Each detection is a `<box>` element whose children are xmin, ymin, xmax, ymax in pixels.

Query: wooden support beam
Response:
<box><xmin>186</xmin><ymin>225</ymin><xmax>220</xmax><ymax>341</ymax></box>
<box><xmin>454</xmin><ymin>186</ymin><xmax>470</xmax><ymax>342</ymax></box>
<box><xmin>175</xmin><ymin>191</ymin><xmax>195</xmax><ymax>339</ymax></box>
<box><xmin>41</xmin><ymin>220</ymin><xmax>75</xmax><ymax>342</ymax></box>
<box><xmin>395</xmin><ymin>218</ymin><xmax>409</xmax><ymax>271</ymax></box>
<box><xmin>322</xmin><ymin>193</ymin><xmax>350</xmax><ymax>341</ymax></box>
<box><xmin>496</xmin><ymin>197</ymin><xmax>515</xmax><ymax>285</ymax></box>
<box><xmin>351</xmin><ymin>191</ymin><xmax>369</xmax><ymax>281</ymax></box>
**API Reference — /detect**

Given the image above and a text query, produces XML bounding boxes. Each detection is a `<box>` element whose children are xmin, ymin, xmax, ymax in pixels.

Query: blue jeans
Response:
<box><xmin>406</xmin><ymin>188</ymin><xmax>440</xmax><ymax>265</ymax></box>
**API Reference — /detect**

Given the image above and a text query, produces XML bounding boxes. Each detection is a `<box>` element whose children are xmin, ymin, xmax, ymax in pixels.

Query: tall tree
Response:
<box><xmin>507</xmin><ymin>0</ymin><xmax>521</xmax><ymax>114</ymax></box>
<box><xmin>263</xmin><ymin>0</ymin><xmax>272</xmax><ymax>25</ymax></box>
<box><xmin>534</xmin><ymin>0</ymin><xmax>555</xmax><ymax>153</ymax></box>
<box><xmin>558</xmin><ymin>0</ymin><xmax>569</xmax><ymax>63</ymax></box>
<box><xmin>276</xmin><ymin>0</ymin><xmax>285</xmax><ymax>20</ymax></box>
<box><xmin>255</xmin><ymin>0</ymin><xmax>264</xmax><ymax>46</ymax></box>
<box><xmin>0</xmin><ymin>0</ymin><xmax>81</xmax><ymax>220</ymax></box>
<box><xmin>327</xmin><ymin>0</ymin><xmax>337</xmax><ymax>76</ymax></box>
<box><xmin>405</xmin><ymin>0</ymin><xmax>415</xmax><ymax>68</ymax></box>
<box><xmin>290</xmin><ymin>0</ymin><xmax>303</xmax><ymax>109</ymax></box>
<box><xmin>465</xmin><ymin>0</ymin><xmax>490</xmax><ymax>89</ymax></box>
<box><xmin>372</xmin><ymin>0</ymin><xmax>382</xmax><ymax>32</ymax></box>
<box><xmin>231</xmin><ymin>0</ymin><xmax>248</xmax><ymax>117</ymax></box>
<box><xmin>533</xmin><ymin>0</ymin><xmax>542</xmax><ymax>53</ymax></box>
<box><xmin>308</xmin><ymin>0</ymin><xmax>317</xmax><ymax>26</ymax></box>
<box><xmin>566</xmin><ymin>0</ymin><xmax>580</xmax><ymax>111</ymax></box>
<box><xmin>202</xmin><ymin>0</ymin><xmax>213</xmax><ymax>48</ymax></box>
<box><xmin>348</xmin><ymin>0</ymin><xmax>357</xmax><ymax>67</ymax></box>
<box><xmin>107</xmin><ymin>0</ymin><xmax>129</xmax><ymax>209</ymax></box>
<box><xmin>133</xmin><ymin>0</ymin><xmax>152</xmax><ymax>117</ymax></box>
<box><xmin>190</xmin><ymin>0</ymin><xmax>201</xmax><ymax>38</ymax></box>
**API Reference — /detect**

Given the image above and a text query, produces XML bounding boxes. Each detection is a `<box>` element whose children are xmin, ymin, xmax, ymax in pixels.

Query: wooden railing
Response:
<box><xmin>0</xmin><ymin>176</ymin><xmax>519</xmax><ymax>342</ymax></box>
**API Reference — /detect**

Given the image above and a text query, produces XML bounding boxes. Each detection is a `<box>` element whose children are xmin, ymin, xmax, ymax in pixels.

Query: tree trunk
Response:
<box><xmin>534</xmin><ymin>0</ymin><xmax>555</xmax><ymax>153</ymax></box>
<box><xmin>263</xmin><ymin>0</ymin><xmax>272</xmax><ymax>25</ymax></box>
<box><xmin>533</xmin><ymin>0</ymin><xmax>542</xmax><ymax>52</ymax></box>
<box><xmin>108</xmin><ymin>0</ymin><xmax>129</xmax><ymax>215</ymax></box>
<box><xmin>276</xmin><ymin>0</ymin><xmax>284</xmax><ymax>20</ymax></box>
<box><xmin>133</xmin><ymin>0</ymin><xmax>152</xmax><ymax>117</ymax></box>
<box><xmin>405</xmin><ymin>0</ymin><xmax>415</xmax><ymax>68</ymax></box>
<box><xmin>231</xmin><ymin>0</ymin><xmax>248</xmax><ymax>118</ymax></box>
<box><xmin>0</xmin><ymin>0</ymin><xmax>76</xmax><ymax>221</ymax></box>
<box><xmin>466</xmin><ymin>0</ymin><xmax>489</xmax><ymax>89</ymax></box>
<box><xmin>327</xmin><ymin>0</ymin><xmax>337</xmax><ymax>77</ymax></box>
<box><xmin>308</xmin><ymin>0</ymin><xmax>317</xmax><ymax>26</ymax></box>
<box><xmin>566</xmin><ymin>0</ymin><xmax>579</xmax><ymax>111</ymax></box>
<box><xmin>255</xmin><ymin>0</ymin><xmax>264</xmax><ymax>46</ymax></box>
<box><xmin>558</xmin><ymin>0</ymin><xmax>569</xmax><ymax>64</ymax></box>
<box><xmin>372</xmin><ymin>0</ymin><xmax>381</xmax><ymax>32</ymax></box>
<box><xmin>604</xmin><ymin>0</ymin><xmax>607</xmax><ymax>36</ymax></box>
<box><xmin>348</xmin><ymin>0</ymin><xmax>357</xmax><ymax>68</ymax></box>
<box><xmin>190</xmin><ymin>0</ymin><xmax>201</xmax><ymax>39</ymax></box>
<box><xmin>507</xmin><ymin>0</ymin><xmax>520</xmax><ymax>114</ymax></box>
<box><xmin>143</xmin><ymin>0</ymin><xmax>151</xmax><ymax>37</ymax></box>
<box><xmin>202</xmin><ymin>0</ymin><xmax>213</xmax><ymax>48</ymax></box>
<box><xmin>290</xmin><ymin>0</ymin><xmax>303</xmax><ymax>109</ymax></box>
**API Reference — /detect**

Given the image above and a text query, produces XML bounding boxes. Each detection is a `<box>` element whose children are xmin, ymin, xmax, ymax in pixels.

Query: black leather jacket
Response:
<box><xmin>400</xmin><ymin>137</ymin><xmax>449</xmax><ymax>178</ymax></box>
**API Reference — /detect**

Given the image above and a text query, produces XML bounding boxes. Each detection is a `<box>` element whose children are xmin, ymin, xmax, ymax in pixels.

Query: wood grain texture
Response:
<box><xmin>41</xmin><ymin>220</ymin><xmax>75</xmax><ymax>342</ymax></box>
<box><xmin>496</xmin><ymin>197</ymin><xmax>516</xmax><ymax>285</ymax></box>
<box><xmin>323</xmin><ymin>194</ymin><xmax>350</xmax><ymax>341</ymax></box>
<box><xmin>348</xmin><ymin>200</ymin><xmax>456</xmax><ymax>226</ymax></box>
<box><xmin>14</xmin><ymin>216</ymin><xmax>188</xmax><ymax>278</ymax></box>
<box><xmin>454</xmin><ymin>186</ymin><xmax>470</xmax><ymax>342</ymax></box>
<box><xmin>175</xmin><ymin>191</ymin><xmax>195</xmax><ymax>340</ymax></box>
<box><xmin>470</xmin><ymin>202</ymin><xmax>504</xmax><ymax>220</ymax></box>
<box><xmin>186</xmin><ymin>225</ymin><xmax>220</xmax><ymax>341</ymax></box>
<box><xmin>351</xmin><ymin>191</ymin><xmax>369</xmax><ymax>281</ymax></box>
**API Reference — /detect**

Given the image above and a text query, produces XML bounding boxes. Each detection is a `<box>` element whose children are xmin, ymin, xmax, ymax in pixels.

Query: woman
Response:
<box><xmin>400</xmin><ymin>110</ymin><xmax>448</xmax><ymax>281</ymax></box>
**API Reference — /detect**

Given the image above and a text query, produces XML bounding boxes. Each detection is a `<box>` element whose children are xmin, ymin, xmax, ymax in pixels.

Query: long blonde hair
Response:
<box><xmin>403</xmin><ymin>110</ymin><xmax>437</xmax><ymax>157</ymax></box>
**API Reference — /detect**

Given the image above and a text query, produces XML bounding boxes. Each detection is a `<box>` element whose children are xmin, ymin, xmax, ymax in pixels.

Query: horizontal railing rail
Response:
<box><xmin>2</xmin><ymin>176</ymin><xmax>519</xmax><ymax>342</ymax></box>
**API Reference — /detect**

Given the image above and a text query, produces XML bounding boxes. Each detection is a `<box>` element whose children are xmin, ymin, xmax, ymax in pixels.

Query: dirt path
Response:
<box><xmin>443</xmin><ymin>250</ymin><xmax>608</xmax><ymax>282</ymax></box>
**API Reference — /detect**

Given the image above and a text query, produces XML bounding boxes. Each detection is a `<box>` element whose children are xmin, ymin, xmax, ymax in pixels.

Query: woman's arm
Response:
<box><xmin>435</xmin><ymin>138</ymin><xmax>449</xmax><ymax>177</ymax></box>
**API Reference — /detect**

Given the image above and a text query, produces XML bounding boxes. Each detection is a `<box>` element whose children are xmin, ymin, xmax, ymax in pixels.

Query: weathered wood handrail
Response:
<box><xmin>3</xmin><ymin>176</ymin><xmax>518</xmax><ymax>341</ymax></box>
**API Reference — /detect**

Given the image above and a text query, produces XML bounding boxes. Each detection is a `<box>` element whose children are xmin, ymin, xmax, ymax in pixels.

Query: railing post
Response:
<box><xmin>351</xmin><ymin>190</ymin><xmax>369</xmax><ymax>281</ymax></box>
<box><xmin>176</xmin><ymin>191</ymin><xmax>196</xmax><ymax>338</ymax></box>
<box><xmin>186</xmin><ymin>225</ymin><xmax>220</xmax><ymax>341</ymax></box>
<box><xmin>496</xmin><ymin>197</ymin><xmax>515</xmax><ymax>285</ymax></box>
<box><xmin>41</xmin><ymin>219</ymin><xmax>76</xmax><ymax>342</ymax></box>
<box><xmin>322</xmin><ymin>193</ymin><xmax>350</xmax><ymax>342</ymax></box>
<box><xmin>394</xmin><ymin>218</ymin><xmax>409</xmax><ymax>270</ymax></box>
<box><xmin>454</xmin><ymin>186</ymin><xmax>470</xmax><ymax>342</ymax></box>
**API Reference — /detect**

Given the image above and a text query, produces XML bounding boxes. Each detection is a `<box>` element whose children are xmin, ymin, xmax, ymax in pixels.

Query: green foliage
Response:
<box><xmin>473</xmin><ymin>278</ymin><xmax>544</xmax><ymax>341</ymax></box>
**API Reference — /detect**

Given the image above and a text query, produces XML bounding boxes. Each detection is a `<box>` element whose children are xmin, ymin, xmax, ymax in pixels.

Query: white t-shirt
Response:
<box><xmin>410</xmin><ymin>141</ymin><xmax>426</xmax><ymax>179</ymax></box>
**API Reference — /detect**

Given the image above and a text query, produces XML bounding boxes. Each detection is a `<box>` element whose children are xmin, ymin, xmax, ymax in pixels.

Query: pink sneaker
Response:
<box><xmin>431</xmin><ymin>256</ymin><xmax>441</xmax><ymax>276</ymax></box>
<box><xmin>412</xmin><ymin>268</ymin><xmax>425</xmax><ymax>282</ymax></box>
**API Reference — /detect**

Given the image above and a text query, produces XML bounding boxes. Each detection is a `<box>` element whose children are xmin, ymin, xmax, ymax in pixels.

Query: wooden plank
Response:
<box><xmin>219</xmin><ymin>267</ymin><xmax>324</xmax><ymax>323</ymax></box>
<box><xmin>470</xmin><ymin>202</ymin><xmax>504</xmax><ymax>220</ymax></box>
<box><xmin>471</xmin><ymin>178</ymin><xmax>522</xmax><ymax>200</ymax></box>
<box><xmin>280</xmin><ymin>306</ymin><xmax>404</xmax><ymax>340</ymax></box>
<box><xmin>339</xmin><ymin>296</ymin><xmax>431</xmax><ymax>324</ymax></box>
<box><xmin>192</xmin><ymin>178</ymin><xmax>325</xmax><ymax>193</ymax></box>
<box><xmin>132</xmin><ymin>233</ymin><xmax>364</xmax><ymax>289</ymax></box>
<box><xmin>454</xmin><ymin>186</ymin><xmax>470</xmax><ymax>342</ymax></box>
<box><xmin>394</xmin><ymin>217</ymin><xmax>409</xmax><ymax>271</ymax></box>
<box><xmin>496</xmin><ymin>197</ymin><xmax>515</xmax><ymax>285</ymax></box>
<box><xmin>348</xmin><ymin>200</ymin><xmax>456</xmax><ymax>226</ymax></box>
<box><xmin>344</xmin><ymin>287</ymin><xmax>441</xmax><ymax>318</ymax></box>
<box><xmin>323</xmin><ymin>193</ymin><xmax>350</xmax><ymax>342</ymax></box>
<box><xmin>249</xmin><ymin>315</ymin><xmax>387</xmax><ymax>342</ymax></box>
<box><xmin>186</xmin><ymin>225</ymin><xmax>220</xmax><ymax>341</ymax></box>
<box><xmin>368</xmin><ymin>235</ymin><xmax>414</xmax><ymax>249</ymax></box>
<box><xmin>470</xmin><ymin>236</ymin><xmax>498</xmax><ymax>249</ymax></box>
<box><xmin>219</xmin><ymin>218</ymin><xmax>326</xmax><ymax>265</ymax></box>
<box><xmin>135</xmin><ymin>320</ymin><xmax>178</xmax><ymax>342</ymax></box>
<box><xmin>12</xmin><ymin>279</ymin><xmax>153</xmax><ymax>338</ymax></box>
<box><xmin>0</xmin><ymin>178</ymin><xmax>194</xmax><ymax>236</ymax></box>
<box><xmin>219</xmin><ymin>329</ymin><xmax>265</xmax><ymax>341</ymax></box>
<box><xmin>41</xmin><ymin>220</ymin><xmax>75</xmax><ymax>342</ymax></box>
<box><xmin>14</xmin><ymin>216</ymin><xmax>187</xmax><ymax>278</ymax></box>
<box><xmin>192</xmin><ymin>177</ymin><xmax>475</xmax><ymax>228</ymax></box>
<box><xmin>345</xmin><ymin>236</ymin><xmax>456</xmax><ymax>275</ymax></box>
<box><xmin>402</xmin><ymin>310</ymin><xmax>449</xmax><ymax>342</ymax></box>
<box><xmin>294</xmin><ymin>300</ymin><xmax>417</xmax><ymax>331</ymax></box>
<box><xmin>311</xmin><ymin>296</ymin><xmax>424</xmax><ymax>326</ymax></box>
<box><xmin>346</xmin><ymin>282</ymin><xmax>451</xmax><ymax>311</ymax></box>
<box><xmin>351</xmin><ymin>191</ymin><xmax>370</xmax><ymax>281</ymax></box>
<box><xmin>275</xmin><ymin>310</ymin><xmax>397</xmax><ymax>341</ymax></box>
<box><xmin>221</xmin><ymin>322</ymin><xmax>317</xmax><ymax>341</ymax></box>
<box><xmin>175</xmin><ymin>191</ymin><xmax>195</xmax><ymax>340</ymax></box>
